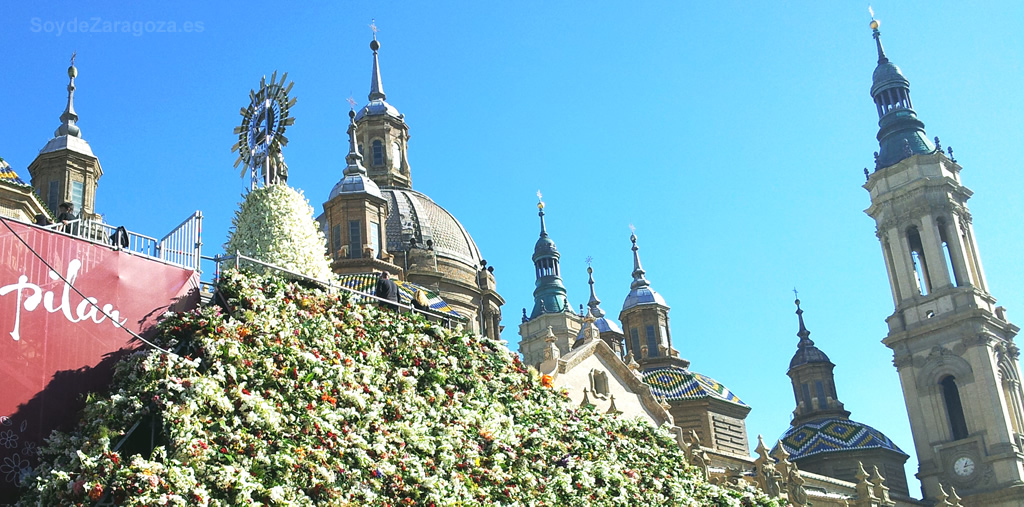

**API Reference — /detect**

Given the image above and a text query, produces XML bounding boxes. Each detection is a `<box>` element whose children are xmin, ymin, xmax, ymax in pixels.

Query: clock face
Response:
<box><xmin>953</xmin><ymin>456</ymin><xmax>975</xmax><ymax>477</ymax></box>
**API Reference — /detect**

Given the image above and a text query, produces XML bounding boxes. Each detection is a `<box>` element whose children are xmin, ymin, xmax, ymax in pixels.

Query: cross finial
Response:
<box><xmin>70</xmin><ymin>51</ymin><xmax>77</xmax><ymax>67</ymax></box>
<box><xmin>585</xmin><ymin>255</ymin><xmax>593</xmax><ymax>267</ymax></box>
<box><xmin>370</xmin><ymin>19</ymin><xmax>378</xmax><ymax>38</ymax></box>
<box><xmin>346</xmin><ymin>96</ymin><xmax>357</xmax><ymax>109</ymax></box>
<box><xmin>868</xmin><ymin>6</ymin><xmax>875</xmax><ymax>20</ymax></box>
<box><xmin>628</xmin><ymin>223</ymin><xmax>636</xmax><ymax>234</ymax></box>
<box><xmin>536</xmin><ymin>190</ymin><xmax>542</xmax><ymax>201</ymax></box>
<box><xmin>793</xmin><ymin>287</ymin><xmax>799</xmax><ymax>299</ymax></box>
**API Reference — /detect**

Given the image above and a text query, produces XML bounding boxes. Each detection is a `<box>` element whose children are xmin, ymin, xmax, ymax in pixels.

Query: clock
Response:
<box><xmin>953</xmin><ymin>456</ymin><xmax>975</xmax><ymax>477</ymax></box>
<box><xmin>232</xmin><ymin>71</ymin><xmax>296</xmax><ymax>185</ymax></box>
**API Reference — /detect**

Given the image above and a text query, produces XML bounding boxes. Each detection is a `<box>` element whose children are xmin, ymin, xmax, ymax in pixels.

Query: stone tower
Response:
<box><xmin>323</xmin><ymin>110</ymin><xmax>397</xmax><ymax>275</ymax></box>
<box><xmin>863</xmin><ymin>18</ymin><xmax>1024</xmax><ymax>504</ymax></box>
<box><xmin>28</xmin><ymin>57</ymin><xmax>102</xmax><ymax>220</ymax></box>
<box><xmin>355</xmin><ymin>34</ymin><xmax>412</xmax><ymax>189</ymax></box>
<box><xmin>619</xmin><ymin>232</ymin><xmax>679</xmax><ymax>367</ymax></box>
<box><xmin>518</xmin><ymin>198</ymin><xmax>581</xmax><ymax>367</ymax></box>
<box><xmin>779</xmin><ymin>298</ymin><xmax>910</xmax><ymax>497</ymax></box>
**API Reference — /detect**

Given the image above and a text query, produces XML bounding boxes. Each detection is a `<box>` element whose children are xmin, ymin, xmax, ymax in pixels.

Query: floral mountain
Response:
<box><xmin>17</xmin><ymin>270</ymin><xmax>776</xmax><ymax>506</ymax></box>
<box><xmin>224</xmin><ymin>184</ymin><xmax>332</xmax><ymax>280</ymax></box>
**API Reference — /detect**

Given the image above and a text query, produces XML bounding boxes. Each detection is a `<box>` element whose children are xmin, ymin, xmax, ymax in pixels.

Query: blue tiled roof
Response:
<box><xmin>779</xmin><ymin>418</ymin><xmax>907</xmax><ymax>460</ymax></box>
<box><xmin>336</xmin><ymin>273</ymin><xmax>462</xmax><ymax>319</ymax></box>
<box><xmin>642</xmin><ymin>366</ymin><xmax>745</xmax><ymax>406</ymax></box>
<box><xmin>0</xmin><ymin>163</ymin><xmax>27</xmax><ymax>186</ymax></box>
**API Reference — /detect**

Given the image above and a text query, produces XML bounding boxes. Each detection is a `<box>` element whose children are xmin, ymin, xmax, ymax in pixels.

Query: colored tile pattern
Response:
<box><xmin>642</xmin><ymin>366</ymin><xmax>746</xmax><ymax>405</ymax></box>
<box><xmin>779</xmin><ymin>418</ymin><xmax>906</xmax><ymax>460</ymax></box>
<box><xmin>336</xmin><ymin>273</ymin><xmax>462</xmax><ymax>319</ymax></box>
<box><xmin>0</xmin><ymin>169</ymin><xmax>26</xmax><ymax>185</ymax></box>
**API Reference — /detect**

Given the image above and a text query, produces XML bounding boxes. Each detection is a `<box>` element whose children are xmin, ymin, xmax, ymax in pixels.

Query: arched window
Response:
<box><xmin>907</xmin><ymin>226</ymin><xmax>931</xmax><ymax>295</ymax></box>
<box><xmin>941</xmin><ymin>376</ymin><xmax>969</xmax><ymax>440</ymax></box>
<box><xmin>645</xmin><ymin>325</ymin><xmax>660</xmax><ymax>357</ymax></box>
<box><xmin>937</xmin><ymin>217</ymin><xmax>963</xmax><ymax>287</ymax></box>
<box><xmin>372</xmin><ymin>140</ymin><xmax>384</xmax><ymax>165</ymax></box>
<box><xmin>391</xmin><ymin>141</ymin><xmax>402</xmax><ymax>170</ymax></box>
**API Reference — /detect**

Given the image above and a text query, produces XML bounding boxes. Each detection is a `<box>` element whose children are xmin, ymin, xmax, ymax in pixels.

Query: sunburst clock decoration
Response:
<box><xmin>232</xmin><ymin>71</ymin><xmax>296</xmax><ymax>188</ymax></box>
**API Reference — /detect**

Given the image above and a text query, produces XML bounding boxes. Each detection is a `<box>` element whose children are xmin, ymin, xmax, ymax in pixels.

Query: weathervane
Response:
<box><xmin>232</xmin><ymin>71</ymin><xmax>296</xmax><ymax>189</ymax></box>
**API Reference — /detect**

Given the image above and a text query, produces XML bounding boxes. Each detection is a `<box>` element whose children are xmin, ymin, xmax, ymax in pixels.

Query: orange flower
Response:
<box><xmin>541</xmin><ymin>374</ymin><xmax>553</xmax><ymax>388</ymax></box>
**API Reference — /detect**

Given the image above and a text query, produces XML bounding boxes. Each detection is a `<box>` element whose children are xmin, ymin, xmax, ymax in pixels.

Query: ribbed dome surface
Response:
<box><xmin>382</xmin><ymin>188</ymin><xmax>482</xmax><ymax>268</ymax></box>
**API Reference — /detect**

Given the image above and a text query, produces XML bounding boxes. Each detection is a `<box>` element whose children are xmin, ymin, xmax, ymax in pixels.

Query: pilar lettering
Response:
<box><xmin>0</xmin><ymin>259</ymin><xmax>127</xmax><ymax>342</ymax></box>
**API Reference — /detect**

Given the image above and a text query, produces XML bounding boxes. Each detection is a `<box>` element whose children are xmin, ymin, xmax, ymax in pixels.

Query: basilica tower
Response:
<box><xmin>518</xmin><ymin>198</ymin><xmax>582</xmax><ymax>367</ymax></box>
<box><xmin>863</xmin><ymin>18</ymin><xmax>1024</xmax><ymax>504</ymax></box>
<box><xmin>28</xmin><ymin>57</ymin><xmax>102</xmax><ymax>220</ymax></box>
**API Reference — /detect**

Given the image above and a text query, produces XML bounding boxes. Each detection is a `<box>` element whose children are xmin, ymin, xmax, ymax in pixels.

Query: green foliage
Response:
<box><xmin>19</xmin><ymin>270</ymin><xmax>777</xmax><ymax>506</ymax></box>
<box><xmin>224</xmin><ymin>184</ymin><xmax>332</xmax><ymax>280</ymax></box>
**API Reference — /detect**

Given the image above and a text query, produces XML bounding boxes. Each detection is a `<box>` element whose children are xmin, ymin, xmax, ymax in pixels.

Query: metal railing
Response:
<box><xmin>211</xmin><ymin>252</ymin><xmax>460</xmax><ymax>328</ymax></box>
<box><xmin>43</xmin><ymin>211</ymin><xmax>203</xmax><ymax>271</ymax></box>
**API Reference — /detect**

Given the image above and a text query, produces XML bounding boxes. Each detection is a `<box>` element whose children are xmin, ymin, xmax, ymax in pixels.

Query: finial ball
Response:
<box><xmin>348</xmin><ymin>109</ymin><xmax>356</xmax><ymax>120</ymax></box>
<box><xmin>67</xmin><ymin>65</ymin><xmax>78</xmax><ymax>79</ymax></box>
<box><xmin>370</xmin><ymin>39</ymin><xmax>380</xmax><ymax>52</ymax></box>
<box><xmin>587</xmin><ymin>266</ymin><xmax>593</xmax><ymax>275</ymax></box>
<box><xmin>869</xmin><ymin>19</ymin><xmax>880</xmax><ymax>30</ymax></box>
<box><xmin>537</xmin><ymin>201</ymin><xmax>545</xmax><ymax>210</ymax></box>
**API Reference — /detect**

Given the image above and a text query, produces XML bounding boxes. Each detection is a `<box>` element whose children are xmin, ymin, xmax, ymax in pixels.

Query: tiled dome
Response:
<box><xmin>779</xmin><ymin>417</ymin><xmax>907</xmax><ymax>460</ymax></box>
<box><xmin>642</xmin><ymin>366</ymin><xmax>745</xmax><ymax>406</ymax></box>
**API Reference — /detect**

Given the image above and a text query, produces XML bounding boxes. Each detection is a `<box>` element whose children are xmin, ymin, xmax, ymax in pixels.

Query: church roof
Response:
<box><xmin>381</xmin><ymin>188</ymin><xmax>483</xmax><ymax>268</ymax></box>
<box><xmin>642</xmin><ymin>366</ymin><xmax>745</xmax><ymax>406</ymax></box>
<box><xmin>779</xmin><ymin>417</ymin><xmax>907</xmax><ymax>461</ymax></box>
<box><xmin>335</xmin><ymin>273</ymin><xmax>462</xmax><ymax>318</ymax></box>
<box><xmin>0</xmin><ymin>158</ymin><xmax>27</xmax><ymax>186</ymax></box>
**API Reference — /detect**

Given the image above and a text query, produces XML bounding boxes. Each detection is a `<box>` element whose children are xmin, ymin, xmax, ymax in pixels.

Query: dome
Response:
<box><xmin>642</xmin><ymin>365</ymin><xmax>745</xmax><ymax>406</ymax></box>
<box><xmin>575</xmin><ymin>316</ymin><xmax>623</xmax><ymax>341</ymax></box>
<box><xmin>789</xmin><ymin>343</ymin><xmax>831</xmax><ymax>369</ymax></box>
<box><xmin>871</xmin><ymin>61</ymin><xmax>909</xmax><ymax>95</ymax></box>
<box><xmin>622</xmin><ymin>286</ymin><xmax>667</xmax><ymax>311</ymax></box>
<box><xmin>533</xmin><ymin>234</ymin><xmax>558</xmax><ymax>259</ymax></box>
<box><xmin>355</xmin><ymin>99</ymin><xmax>401</xmax><ymax>121</ymax></box>
<box><xmin>329</xmin><ymin>173</ymin><xmax>381</xmax><ymax>200</ymax></box>
<box><xmin>779</xmin><ymin>417</ymin><xmax>907</xmax><ymax>461</ymax></box>
<box><xmin>382</xmin><ymin>188</ymin><xmax>483</xmax><ymax>268</ymax></box>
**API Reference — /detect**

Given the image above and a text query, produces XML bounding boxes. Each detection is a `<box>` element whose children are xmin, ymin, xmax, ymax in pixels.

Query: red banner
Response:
<box><xmin>0</xmin><ymin>220</ymin><xmax>199</xmax><ymax>501</ymax></box>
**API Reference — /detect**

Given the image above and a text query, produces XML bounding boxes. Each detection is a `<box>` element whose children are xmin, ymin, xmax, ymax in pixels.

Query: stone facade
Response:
<box><xmin>863</xmin><ymin>21</ymin><xmax>1024</xmax><ymax>506</ymax></box>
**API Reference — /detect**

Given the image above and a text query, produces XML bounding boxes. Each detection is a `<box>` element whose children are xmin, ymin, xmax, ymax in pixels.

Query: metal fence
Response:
<box><xmin>44</xmin><ymin>211</ymin><xmax>203</xmax><ymax>271</ymax></box>
<box><xmin>210</xmin><ymin>252</ymin><xmax>461</xmax><ymax>328</ymax></box>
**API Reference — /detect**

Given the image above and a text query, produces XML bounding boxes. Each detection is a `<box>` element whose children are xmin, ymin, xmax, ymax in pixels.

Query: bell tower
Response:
<box><xmin>862</xmin><ymin>17</ymin><xmax>1024</xmax><ymax>504</ymax></box>
<box><xmin>518</xmin><ymin>196</ymin><xmax>582</xmax><ymax>367</ymax></box>
<box><xmin>28</xmin><ymin>55</ymin><xmax>102</xmax><ymax>220</ymax></box>
<box><xmin>353</xmin><ymin>33</ymin><xmax>412</xmax><ymax>189</ymax></box>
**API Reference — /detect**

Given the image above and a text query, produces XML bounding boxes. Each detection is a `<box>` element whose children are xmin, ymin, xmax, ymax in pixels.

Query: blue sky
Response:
<box><xmin>3</xmin><ymin>1</ymin><xmax>1023</xmax><ymax>493</ymax></box>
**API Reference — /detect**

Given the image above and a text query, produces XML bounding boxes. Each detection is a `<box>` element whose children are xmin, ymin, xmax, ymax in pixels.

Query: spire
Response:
<box><xmin>789</xmin><ymin>296</ymin><xmax>830</xmax><ymax>369</ymax></box>
<box><xmin>368</xmin><ymin>21</ymin><xmax>386</xmax><ymax>102</ymax></box>
<box><xmin>867</xmin><ymin>14</ymin><xmax>936</xmax><ymax>169</ymax></box>
<box><xmin>586</xmin><ymin>265</ymin><xmax>605</xmax><ymax>318</ymax></box>
<box><xmin>56</xmin><ymin>52</ymin><xmax>81</xmax><ymax>138</ymax></box>
<box><xmin>621</xmin><ymin>227</ymin><xmax>668</xmax><ymax>312</ymax></box>
<box><xmin>870</xmin><ymin>16</ymin><xmax>888</xmax><ymax>64</ymax></box>
<box><xmin>344</xmin><ymin>110</ymin><xmax>366</xmax><ymax>175</ymax></box>
<box><xmin>795</xmin><ymin>297</ymin><xmax>814</xmax><ymax>348</ymax></box>
<box><xmin>538</xmin><ymin>192</ymin><xmax>548</xmax><ymax>238</ymax></box>
<box><xmin>327</xmin><ymin>109</ymin><xmax>381</xmax><ymax>199</ymax></box>
<box><xmin>530</xmin><ymin>194</ymin><xmax>570</xmax><ymax>318</ymax></box>
<box><xmin>629</xmin><ymin>229</ymin><xmax>650</xmax><ymax>290</ymax></box>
